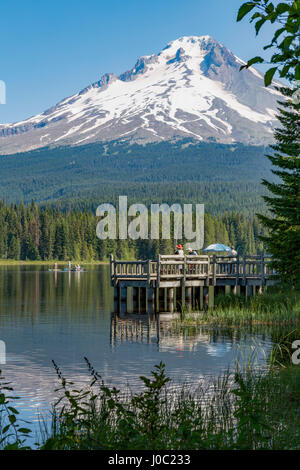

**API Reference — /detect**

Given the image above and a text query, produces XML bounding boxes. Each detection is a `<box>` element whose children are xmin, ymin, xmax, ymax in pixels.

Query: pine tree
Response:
<box><xmin>204</xmin><ymin>214</ymin><xmax>215</xmax><ymax>246</ymax></box>
<box><xmin>8</xmin><ymin>235</ymin><xmax>21</xmax><ymax>259</ymax></box>
<box><xmin>258</xmin><ymin>85</ymin><xmax>300</xmax><ymax>287</ymax></box>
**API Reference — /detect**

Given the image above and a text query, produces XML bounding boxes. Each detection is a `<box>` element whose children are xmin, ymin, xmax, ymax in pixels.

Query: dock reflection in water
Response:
<box><xmin>110</xmin><ymin>312</ymin><xmax>269</xmax><ymax>361</ymax></box>
<box><xmin>0</xmin><ymin>265</ymin><xmax>274</xmax><ymax>440</ymax></box>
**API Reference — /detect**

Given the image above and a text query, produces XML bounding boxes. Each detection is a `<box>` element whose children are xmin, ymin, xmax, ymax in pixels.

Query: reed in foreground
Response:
<box><xmin>38</xmin><ymin>358</ymin><xmax>300</xmax><ymax>450</ymax></box>
<box><xmin>2</xmin><ymin>353</ymin><xmax>300</xmax><ymax>450</ymax></box>
<box><xmin>180</xmin><ymin>288</ymin><xmax>300</xmax><ymax>326</ymax></box>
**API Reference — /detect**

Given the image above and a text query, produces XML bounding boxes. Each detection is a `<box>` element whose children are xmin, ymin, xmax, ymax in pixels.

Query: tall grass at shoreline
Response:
<box><xmin>180</xmin><ymin>288</ymin><xmax>300</xmax><ymax>326</ymax></box>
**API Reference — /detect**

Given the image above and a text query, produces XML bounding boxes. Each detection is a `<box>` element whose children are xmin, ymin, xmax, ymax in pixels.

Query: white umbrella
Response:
<box><xmin>203</xmin><ymin>243</ymin><xmax>232</xmax><ymax>252</ymax></box>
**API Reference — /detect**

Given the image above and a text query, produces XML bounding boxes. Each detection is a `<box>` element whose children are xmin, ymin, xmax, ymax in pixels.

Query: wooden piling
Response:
<box><xmin>140</xmin><ymin>287</ymin><xmax>147</xmax><ymax>313</ymax></box>
<box><xmin>155</xmin><ymin>288</ymin><xmax>159</xmax><ymax>313</ymax></box>
<box><xmin>208</xmin><ymin>286</ymin><xmax>214</xmax><ymax>308</ymax></box>
<box><xmin>147</xmin><ymin>287</ymin><xmax>154</xmax><ymax>315</ymax></box>
<box><xmin>185</xmin><ymin>287</ymin><xmax>192</xmax><ymax>311</ymax></box>
<box><xmin>246</xmin><ymin>285</ymin><xmax>253</xmax><ymax>298</ymax></box>
<box><xmin>203</xmin><ymin>286</ymin><xmax>209</xmax><ymax>311</ymax></box>
<box><xmin>176</xmin><ymin>287</ymin><xmax>182</xmax><ymax>312</ymax></box>
<box><xmin>132</xmin><ymin>287</ymin><xmax>139</xmax><ymax>313</ymax></box>
<box><xmin>159</xmin><ymin>288</ymin><xmax>165</xmax><ymax>312</ymax></box>
<box><xmin>167</xmin><ymin>287</ymin><xmax>174</xmax><ymax>313</ymax></box>
<box><xmin>240</xmin><ymin>285</ymin><xmax>246</xmax><ymax>297</ymax></box>
<box><xmin>114</xmin><ymin>286</ymin><xmax>119</xmax><ymax>313</ymax></box>
<box><xmin>233</xmin><ymin>285</ymin><xmax>240</xmax><ymax>296</ymax></box>
<box><xmin>199</xmin><ymin>286</ymin><xmax>204</xmax><ymax>311</ymax></box>
<box><xmin>119</xmin><ymin>285</ymin><xmax>127</xmax><ymax>315</ymax></box>
<box><xmin>193</xmin><ymin>286</ymin><xmax>201</xmax><ymax>311</ymax></box>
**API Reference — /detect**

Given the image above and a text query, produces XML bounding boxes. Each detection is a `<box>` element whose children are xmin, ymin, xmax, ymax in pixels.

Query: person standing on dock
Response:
<box><xmin>228</xmin><ymin>247</ymin><xmax>237</xmax><ymax>274</ymax></box>
<box><xmin>187</xmin><ymin>247</ymin><xmax>198</xmax><ymax>273</ymax></box>
<box><xmin>174</xmin><ymin>244</ymin><xmax>184</xmax><ymax>256</ymax></box>
<box><xmin>175</xmin><ymin>244</ymin><xmax>184</xmax><ymax>273</ymax></box>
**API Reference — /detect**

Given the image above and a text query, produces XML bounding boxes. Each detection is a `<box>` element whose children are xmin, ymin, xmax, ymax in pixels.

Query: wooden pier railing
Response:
<box><xmin>110</xmin><ymin>254</ymin><xmax>277</xmax><ymax>314</ymax></box>
<box><xmin>110</xmin><ymin>254</ymin><xmax>276</xmax><ymax>287</ymax></box>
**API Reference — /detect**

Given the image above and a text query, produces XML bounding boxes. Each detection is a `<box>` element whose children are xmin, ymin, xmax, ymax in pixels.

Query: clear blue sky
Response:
<box><xmin>0</xmin><ymin>0</ymin><xmax>276</xmax><ymax>123</ymax></box>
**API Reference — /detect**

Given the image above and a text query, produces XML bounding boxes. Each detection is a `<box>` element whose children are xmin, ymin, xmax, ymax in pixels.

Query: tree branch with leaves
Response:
<box><xmin>237</xmin><ymin>0</ymin><xmax>300</xmax><ymax>85</ymax></box>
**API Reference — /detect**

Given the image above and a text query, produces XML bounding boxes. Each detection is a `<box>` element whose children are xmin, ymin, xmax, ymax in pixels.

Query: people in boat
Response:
<box><xmin>74</xmin><ymin>264</ymin><xmax>81</xmax><ymax>271</ymax></box>
<box><xmin>68</xmin><ymin>261</ymin><xmax>72</xmax><ymax>270</ymax></box>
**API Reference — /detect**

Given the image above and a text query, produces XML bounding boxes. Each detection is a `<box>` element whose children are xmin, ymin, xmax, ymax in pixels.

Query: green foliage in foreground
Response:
<box><xmin>258</xmin><ymin>86</ymin><xmax>300</xmax><ymax>288</ymax></box>
<box><xmin>2</xmin><ymin>359</ymin><xmax>300</xmax><ymax>450</ymax></box>
<box><xmin>0</xmin><ymin>375</ymin><xmax>33</xmax><ymax>450</ymax></box>
<box><xmin>237</xmin><ymin>0</ymin><xmax>300</xmax><ymax>84</ymax></box>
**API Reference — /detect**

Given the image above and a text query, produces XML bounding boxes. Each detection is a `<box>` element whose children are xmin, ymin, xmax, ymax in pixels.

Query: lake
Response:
<box><xmin>0</xmin><ymin>265</ymin><xmax>275</xmax><ymax>442</ymax></box>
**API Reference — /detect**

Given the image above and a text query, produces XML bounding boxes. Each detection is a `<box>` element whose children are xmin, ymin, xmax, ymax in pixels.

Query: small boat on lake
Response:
<box><xmin>48</xmin><ymin>268</ymin><xmax>86</xmax><ymax>273</ymax></box>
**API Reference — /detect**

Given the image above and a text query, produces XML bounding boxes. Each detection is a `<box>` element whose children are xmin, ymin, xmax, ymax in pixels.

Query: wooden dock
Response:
<box><xmin>110</xmin><ymin>254</ymin><xmax>277</xmax><ymax>314</ymax></box>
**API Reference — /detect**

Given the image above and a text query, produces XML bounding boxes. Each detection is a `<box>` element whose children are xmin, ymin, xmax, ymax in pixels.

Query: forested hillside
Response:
<box><xmin>0</xmin><ymin>140</ymin><xmax>272</xmax><ymax>215</ymax></box>
<box><xmin>0</xmin><ymin>201</ymin><xmax>268</xmax><ymax>261</ymax></box>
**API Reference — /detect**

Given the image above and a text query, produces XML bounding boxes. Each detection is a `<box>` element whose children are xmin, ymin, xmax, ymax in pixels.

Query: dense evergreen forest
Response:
<box><xmin>0</xmin><ymin>201</ymin><xmax>268</xmax><ymax>261</ymax></box>
<box><xmin>0</xmin><ymin>140</ymin><xmax>272</xmax><ymax>215</ymax></box>
<box><xmin>50</xmin><ymin>181</ymin><xmax>267</xmax><ymax>217</ymax></box>
<box><xmin>0</xmin><ymin>140</ymin><xmax>273</xmax><ymax>259</ymax></box>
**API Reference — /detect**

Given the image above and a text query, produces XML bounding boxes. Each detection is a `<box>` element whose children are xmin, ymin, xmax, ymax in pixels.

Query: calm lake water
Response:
<box><xmin>0</xmin><ymin>265</ymin><xmax>276</xmax><ymax>442</ymax></box>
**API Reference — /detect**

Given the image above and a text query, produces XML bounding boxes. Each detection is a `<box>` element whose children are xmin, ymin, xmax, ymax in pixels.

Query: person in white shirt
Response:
<box><xmin>175</xmin><ymin>244</ymin><xmax>184</xmax><ymax>256</ymax></box>
<box><xmin>228</xmin><ymin>248</ymin><xmax>237</xmax><ymax>274</ymax></box>
<box><xmin>175</xmin><ymin>244</ymin><xmax>184</xmax><ymax>272</ymax></box>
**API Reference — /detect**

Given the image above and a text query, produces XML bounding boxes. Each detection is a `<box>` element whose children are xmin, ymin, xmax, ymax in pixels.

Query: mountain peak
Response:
<box><xmin>99</xmin><ymin>36</ymin><xmax>224</xmax><ymax>86</ymax></box>
<box><xmin>0</xmin><ymin>35</ymin><xmax>281</xmax><ymax>154</ymax></box>
<box><xmin>160</xmin><ymin>35</ymin><xmax>219</xmax><ymax>61</ymax></box>
<box><xmin>167</xmin><ymin>35</ymin><xmax>217</xmax><ymax>46</ymax></box>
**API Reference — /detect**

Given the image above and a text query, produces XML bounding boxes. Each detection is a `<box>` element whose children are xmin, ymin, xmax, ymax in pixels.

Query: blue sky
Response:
<box><xmin>0</xmin><ymin>0</ymin><xmax>276</xmax><ymax>123</ymax></box>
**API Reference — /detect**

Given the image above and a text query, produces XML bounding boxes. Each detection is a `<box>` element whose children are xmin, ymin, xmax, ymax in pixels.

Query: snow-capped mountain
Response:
<box><xmin>0</xmin><ymin>36</ymin><xmax>281</xmax><ymax>154</ymax></box>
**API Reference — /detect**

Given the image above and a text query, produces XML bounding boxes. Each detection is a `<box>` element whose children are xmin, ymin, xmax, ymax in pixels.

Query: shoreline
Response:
<box><xmin>0</xmin><ymin>260</ymin><xmax>109</xmax><ymax>266</ymax></box>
